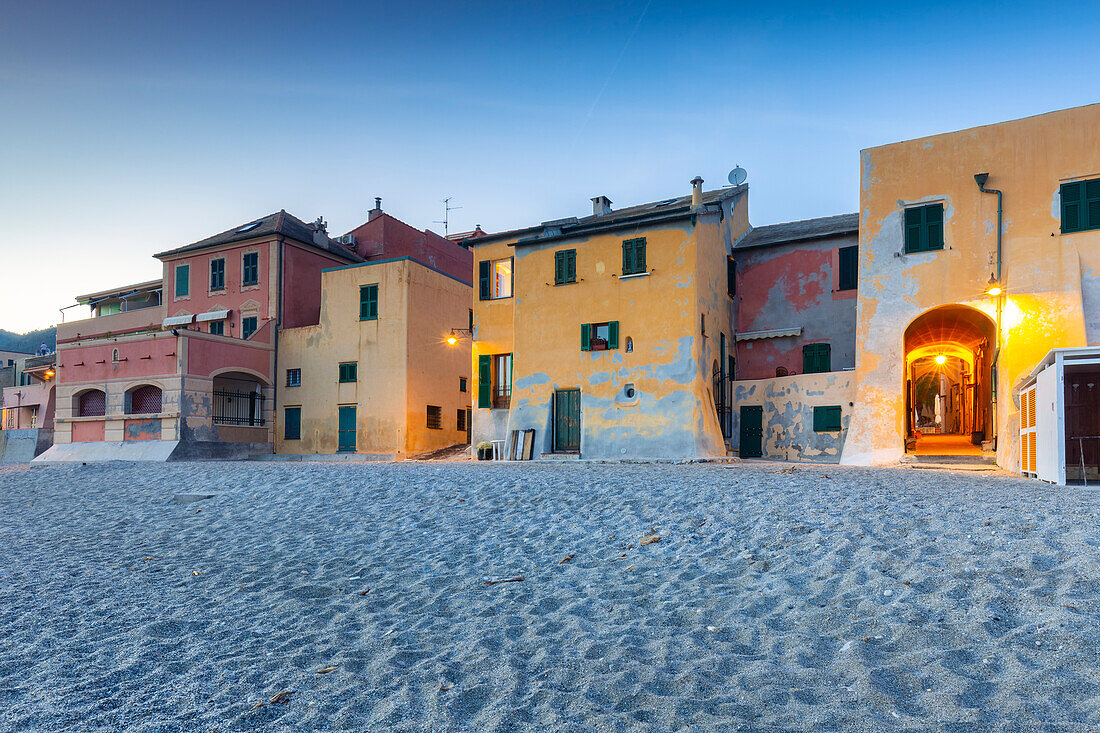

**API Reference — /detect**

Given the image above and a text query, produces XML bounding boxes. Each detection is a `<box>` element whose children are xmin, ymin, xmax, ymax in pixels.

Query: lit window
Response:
<box><xmin>479</xmin><ymin>258</ymin><xmax>513</xmax><ymax>300</ymax></box>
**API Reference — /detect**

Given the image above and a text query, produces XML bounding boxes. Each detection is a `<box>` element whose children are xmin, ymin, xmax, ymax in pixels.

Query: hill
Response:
<box><xmin>0</xmin><ymin>327</ymin><xmax>56</xmax><ymax>354</ymax></box>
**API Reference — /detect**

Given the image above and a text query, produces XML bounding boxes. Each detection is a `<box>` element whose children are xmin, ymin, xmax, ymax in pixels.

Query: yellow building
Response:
<box><xmin>276</xmin><ymin>256</ymin><xmax>472</xmax><ymax>458</ymax></box>
<box><xmin>842</xmin><ymin>103</ymin><xmax>1100</xmax><ymax>473</ymax></box>
<box><xmin>467</xmin><ymin>179</ymin><xmax>749</xmax><ymax>459</ymax></box>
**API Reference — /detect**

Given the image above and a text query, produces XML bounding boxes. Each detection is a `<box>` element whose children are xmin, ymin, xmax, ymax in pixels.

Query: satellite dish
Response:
<box><xmin>728</xmin><ymin>166</ymin><xmax>747</xmax><ymax>186</ymax></box>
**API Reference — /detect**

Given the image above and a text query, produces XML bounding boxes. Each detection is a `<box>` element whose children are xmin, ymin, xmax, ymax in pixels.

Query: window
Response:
<box><xmin>727</xmin><ymin>257</ymin><xmax>736</xmax><ymax>297</ymax></box>
<box><xmin>127</xmin><ymin>385</ymin><xmax>162</xmax><ymax>415</ymax></box>
<box><xmin>175</xmin><ymin>264</ymin><xmax>190</xmax><ymax>298</ymax></box>
<box><xmin>581</xmin><ymin>321</ymin><xmax>619</xmax><ymax>351</ymax></box>
<box><xmin>339</xmin><ymin>362</ymin><xmax>357</xmax><ymax>383</ymax></box>
<box><xmin>426</xmin><ymin>405</ymin><xmax>442</xmax><ymax>430</ymax></box>
<box><xmin>476</xmin><ymin>353</ymin><xmax>512</xmax><ymax>408</ymax></box>
<box><xmin>284</xmin><ymin>407</ymin><xmax>301</xmax><ymax>440</ymax></box>
<box><xmin>479</xmin><ymin>258</ymin><xmax>513</xmax><ymax>300</ymax></box>
<box><xmin>457</xmin><ymin>408</ymin><xmax>467</xmax><ymax>431</ymax></box>
<box><xmin>210</xmin><ymin>258</ymin><xmax>225</xmax><ymax>291</ymax></box>
<box><xmin>622</xmin><ymin>237</ymin><xmax>647</xmax><ymax>275</ymax></box>
<box><xmin>803</xmin><ymin>343</ymin><xmax>831</xmax><ymax>374</ymax></box>
<box><xmin>286</xmin><ymin>368</ymin><xmax>301</xmax><ymax>387</ymax></box>
<box><xmin>242</xmin><ymin>252</ymin><xmax>259</xmax><ymax>286</ymax></box>
<box><xmin>241</xmin><ymin>316</ymin><xmax>258</xmax><ymax>340</ymax></box>
<box><xmin>459</xmin><ymin>377</ymin><xmax>467</xmax><ymax>392</ymax></box>
<box><xmin>78</xmin><ymin>390</ymin><xmax>106</xmax><ymax>417</ymax></box>
<box><xmin>904</xmin><ymin>204</ymin><xmax>944</xmax><ymax>253</ymax></box>
<box><xmin>813</xmin><ymin>406</ymin><xmax>842</xmax><ymax>432</ymax></box>
<box><xmin>209</xmin><ymin>320</ymin><xmax>224</xmax><ymax>336</ymax></box>
<box><xmin>838</xmin><ymin>245</ymin><xmax>858</xmax><ymax>291</ymax></box>
<box><xmin>359</xmin><ymin>284</ymin><xmax>378</xmax><ymax>320</ymax></box>
<box><xmin>555</xmin><ymin>249</ymin><xmax>577</xmax><ymax>284</ymax></box>
<box><xmin>1060</xmin><ymin>178</ymin><xmax>1100</xmax><ymax>233</ymax></box>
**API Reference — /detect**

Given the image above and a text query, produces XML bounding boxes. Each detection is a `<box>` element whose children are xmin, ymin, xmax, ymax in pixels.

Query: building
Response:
<box><xmin>466</xmin><ymin>179</ymin><xmax>746</xmax><ymax>460</ymax></box>
<box><xmin>728</xmin><ymin>214</ymin><xmax>860</xmax><ymax>462</ymax></box>
<box><xmin>275</xmin><ymin>201</ymin><xmax>473</xmax><ymax>458</ymax></box>
<box><xmin>41</xmin><ymin>212</ymin><xmax>363</xmax><ymax>461</ymax></box>
<box><xmin>0</xmin><ymin>353</ymin><xmax>57</xmax><ymax>461</ymax></box>
<box><xmin>842</xmin><ymin>103</ymin><xmax>1100</xmax><ymax>475</ymax></box>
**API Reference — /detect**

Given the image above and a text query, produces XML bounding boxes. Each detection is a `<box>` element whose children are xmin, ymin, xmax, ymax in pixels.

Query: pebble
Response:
<box><xmin>883</xmin><ymin>589</ymin><xmax>893</xmax><ymax>597</ymax></box>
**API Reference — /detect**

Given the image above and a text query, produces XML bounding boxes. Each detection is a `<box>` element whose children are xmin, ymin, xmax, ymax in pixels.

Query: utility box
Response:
<box><xmin>1017</xmin><ymin>347</ymin><xmax>1100</xmax><ymax>485</ymax></box>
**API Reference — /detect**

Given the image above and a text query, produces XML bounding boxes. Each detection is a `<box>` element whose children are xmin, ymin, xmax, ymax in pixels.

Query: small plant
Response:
<box><xmin>476</xmin><ymin>441</ymin><xmax>492</xmax><ymax>450</ymax></box>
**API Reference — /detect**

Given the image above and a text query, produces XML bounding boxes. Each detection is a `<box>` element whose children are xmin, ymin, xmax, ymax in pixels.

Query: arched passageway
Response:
<box><xmin>903</xmin><ymin>305</ymin><xmax>997</xmax><ymax>456</ymax></box>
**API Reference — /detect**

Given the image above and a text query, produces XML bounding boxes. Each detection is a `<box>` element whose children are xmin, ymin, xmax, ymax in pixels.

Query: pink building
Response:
<box><xmin>43</xmin><ymin>212</ymin><xmax>363</xmax><ymax>460</ymax></box>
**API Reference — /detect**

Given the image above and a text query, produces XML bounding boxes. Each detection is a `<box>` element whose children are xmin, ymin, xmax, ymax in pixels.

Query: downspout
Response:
<box><xmin>274</xmin><ymin>236</ymin><xmax>284</xmax><ymax>453</ymax></box>
<box><xmin>974</xmin><ymin>173</ymin><xmax>1002</xmax><ymax>450</ymax></box>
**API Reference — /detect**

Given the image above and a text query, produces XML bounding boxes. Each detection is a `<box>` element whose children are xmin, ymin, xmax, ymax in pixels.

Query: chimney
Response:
<box><xmin>311</xmin><ymin>216</ymin><xmax>329</xmax><ymax>247</ymax></box>
<box><xmin>591</xmin><ymin>195</ymin><xmax>613</xmax><ymax>216</ymax></box>
<box><xmin>690</xmin><ymin>177</ymin><xmax>704</xmax><ymax>207</ymax></box>
<box><xmin>369</xmin><ymin>197</ymin><xmax>383</xmax><ymax>221</ymax></box>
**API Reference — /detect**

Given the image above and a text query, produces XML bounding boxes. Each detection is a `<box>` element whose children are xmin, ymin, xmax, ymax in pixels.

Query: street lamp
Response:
<box><xmin>985</xmin><ymin>273</ymin><xmax>1003</xmax><ymax>297</ymax></box>
<box><xmin>445</xmin><ymin>328</ymin><xmax>472</xmax><ymax>346</ymax></box>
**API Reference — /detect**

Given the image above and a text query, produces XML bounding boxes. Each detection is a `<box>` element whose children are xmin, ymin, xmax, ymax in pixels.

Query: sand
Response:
<box><xmin>0</xmin><ymin>460</ymin><xmax>1097</xmax><ymax>731</ymax></box>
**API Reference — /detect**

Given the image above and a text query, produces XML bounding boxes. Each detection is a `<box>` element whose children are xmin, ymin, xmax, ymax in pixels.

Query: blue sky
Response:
<box><xmin>1</xmin><ymin>0</ymin><xmax>1098</xmax><ymax>332</ymax></box>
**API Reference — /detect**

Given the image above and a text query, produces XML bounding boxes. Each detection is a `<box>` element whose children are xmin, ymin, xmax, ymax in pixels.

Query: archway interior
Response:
<box><xmin>903</xmin><ymin>305</ymin><xmax>996</xmax><ymax>454</ymax></box>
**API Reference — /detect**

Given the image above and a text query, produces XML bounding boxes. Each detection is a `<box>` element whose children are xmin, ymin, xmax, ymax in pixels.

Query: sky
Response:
<box><xmin>1</xmin><ymin>0</ymin><xmax>1098</xmax><ymax>332</ymax></box>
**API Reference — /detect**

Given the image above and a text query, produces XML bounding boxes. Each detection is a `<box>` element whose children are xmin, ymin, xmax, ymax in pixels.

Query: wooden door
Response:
<box><xmin>739</xmin><ymin>405</ymin><xmax>763</xmax><ymax>458</ymax></box>
<box><xmin>338</xmin><ymin>405</ymin><xmax>356</xmax><ymax>452</ymax></box>
<box><xmin>553</xmin><ymin>389</ymin><xmax>581</xmax><ymax>452</ymax></box>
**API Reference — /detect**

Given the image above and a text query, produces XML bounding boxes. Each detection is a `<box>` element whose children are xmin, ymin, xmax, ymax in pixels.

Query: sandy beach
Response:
<box><xmin>0</xmin><ymin>460</ymin><xmax>1097</xmax><ymax>731</ymax></box>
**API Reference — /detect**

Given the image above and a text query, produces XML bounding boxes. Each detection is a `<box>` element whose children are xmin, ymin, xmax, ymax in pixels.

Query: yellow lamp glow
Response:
<box><xmin>446</xmin><ymin>335</ymin><xmax>458</xmax><ymax>346</ymax></box>
<box><xmin>934</xmin><ymin>355</ymin><xmax>947</xmax><ymax>366</ymax></box>
<box><xmin>986</xmin><ymin>285</ymin><xmax>1003</xmax><ymax>297</ymax></box>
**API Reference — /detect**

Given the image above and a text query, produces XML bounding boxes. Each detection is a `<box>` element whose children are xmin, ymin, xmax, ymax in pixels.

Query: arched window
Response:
<box><xmin>77</xmin><ymin>389</ymin><xmax>106</xmax><ymax>417</ymax></box>
<box><xmin>112</xmin><ymin>348</ymin><xmax>119</xmax><ymax>363</ymax></box>
<box><xmin>127</xmin><ymin>385</ymin><xmax>162</xmax><ymax>415</ymax></box>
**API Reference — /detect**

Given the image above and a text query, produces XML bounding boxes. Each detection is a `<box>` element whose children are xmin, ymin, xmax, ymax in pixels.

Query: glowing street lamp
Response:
<box><xmin>934</xmin><ymin>355</ymin><xmax>947</xmax><ymax>366</ymax></box>
<box><xmin>445</xmin><ymin>328</ymin><xmax>472</xmax><ymax>346</ymax></box>
<box><xmin>985</xmin><ymin>273</ymin><xmax>1003</xmax><ymax>297</ymax></box>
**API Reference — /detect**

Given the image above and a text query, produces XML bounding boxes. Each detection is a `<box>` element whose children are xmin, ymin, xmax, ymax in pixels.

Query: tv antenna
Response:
<box><xmin>434</xmin><ymin>197</ymin><xmax>462</xmax><ymax>236</ymax></box>
<box><xmin>728</xmin><ymin>166</ymin><xmax>747</xmax><ymax>187</ymax></box>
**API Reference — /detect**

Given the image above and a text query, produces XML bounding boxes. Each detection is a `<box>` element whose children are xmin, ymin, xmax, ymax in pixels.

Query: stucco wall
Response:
<box><xmin>733</xmin><ymin>233</ymin><xmax>858</xmax><ymax>380</ymax></box>
<box><xmin>732</xmin><ymin>371</ymin><xmax>855</xmax><ymax>462</ymax></box>
<box><xmin>843</xmin><ymin>104</ymin><xmax>1100</xmax><ymax>469</ymax></box>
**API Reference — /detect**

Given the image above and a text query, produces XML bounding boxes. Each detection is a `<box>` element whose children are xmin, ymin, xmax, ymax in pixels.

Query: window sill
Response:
<box><xmin>359</xmin><ymin>317</ymin><xmax>378</xmax><ymax>322</ymax></box>
<box><xmin>553</xmin><ymin>281</ymin><xmax>577</xmax><ymax>286</ymax></box>
<box><xmin>619</xmin><ymin>271</ymin><xmax>649</xmax><ymax>280</ymax></box>
<box><xmin>901</xmin><ymin>247</ymin><xmax>944</xmax><ymax>256</ymax></box>
<box><xmin>483</xmin><ymin>295</ymin><xmax>514</xmax><ymax>301</ymax></box>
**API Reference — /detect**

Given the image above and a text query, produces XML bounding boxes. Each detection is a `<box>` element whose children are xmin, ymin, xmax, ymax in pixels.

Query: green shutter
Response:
<box><xmin>622</xmin><ymin>241</ymin><xmax>631</xmax><ymax>274</ymax></box>
<box><xmin>905</xmin><ymin>205</ymin><xmax>944</xmax><ymax>253</ymax></box>
<box><xmin>813</xmin><ymin>406</ymin><xmax>842</xmax><ymax>432</ymax></box>
<box><xmin>567</xmin><ymin>250</ymin><xmax>576</xmax><ymax>282</ymax></box>
<box><xmin>284</xmin><ymin>407</ymin><xmax>301</xmax><ymax>440</ymax></box>
<box><xmin>1086</xmin><ymin>180</ymin><xmax>1100</xmax><ymax>230</ymax></box>
<box><xmin>478</xmin><ymin>260</ymin><xmax>491</xmax><ymax>300</ymax></box>
<box><xmin>838</xmin><ymin>246</ymin><xmax>858</xmax><ymax>291</ymax></box>
<box><xmin>359</xmin><ymin>285</ymin><xmax>377</xmax><ymax>320</ymax></box>
<box><xmin>622</xmin><ymin>237</ymin><xmax>647</xmax><ymax>275</ymax></box>
<box><xmin>925</xmin><ymin>204</ymin><xmax>943</xmax><ymax>250</ymax></box>
<box><xmin>635</xmin><ymin>239</ymin><xmax>646</xmax><ymax>272</ymax></box>
<box><xmin>803</xmin><ymin>343</ymin><xmax>831</xmax><ymax>374</ymax></box>
<box><xmin>477</xmin><ymin>355</ymin><xmax>492</xmax><ymax>408</ymax></box>
<box><xmin>608</xmin><ymin>321</ymin><xmax>619</xmax><ymax>350</ymax></box>
<box><xmin>554</xmin><ymin>251</ymin><xmax>565</xmax><ymax>284</ymax></box>
<box><xmin>581</xmin><ymin>323</ymin><xmax>591</xmax><ymax>351</ymax></box>
<box><xmin>175</xmin><ymin>265</ymin><xmax>189</xmax><ymax>297</ymax></box>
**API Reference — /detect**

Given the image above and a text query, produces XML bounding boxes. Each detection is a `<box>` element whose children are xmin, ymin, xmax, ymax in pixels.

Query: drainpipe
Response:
<box><xmin>974</xmin><ymin>172</ymin><xmax>1002</xmax><ymax>451</ymax></box>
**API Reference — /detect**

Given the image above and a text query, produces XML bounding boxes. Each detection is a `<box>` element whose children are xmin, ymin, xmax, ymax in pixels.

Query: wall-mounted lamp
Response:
<box><xmin>44</xmin><ymin>368</ymin><xmax>55</xmax><ymax>379</ymax></box>
<box><xmin>985</xmin><ymin>273</ymin><xmax>1003</xmax><ymax>297</ymax></box>
<box><xmin>446</xmin><ymin>328</ymin><xmax>472</xmax><ymax>346</ymax></box>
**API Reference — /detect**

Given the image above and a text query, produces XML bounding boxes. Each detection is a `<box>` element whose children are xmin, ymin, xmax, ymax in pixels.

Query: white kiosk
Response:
<box><xmin>1017</xmin><ymin>347</ymin><xmax>1100</xmax><ymax>485</ymax></box>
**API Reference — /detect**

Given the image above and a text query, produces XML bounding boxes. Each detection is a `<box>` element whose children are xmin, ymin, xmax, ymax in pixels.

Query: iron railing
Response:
<box><xmin>212</xmin><ymin>389</ymin><xmax>265</xmax><ymax>426</ymax></box>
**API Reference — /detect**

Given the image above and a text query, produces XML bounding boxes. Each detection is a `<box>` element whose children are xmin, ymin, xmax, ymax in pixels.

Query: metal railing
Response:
<box><xmin>211</xmin><ymin>389</ymin><xmax>265</xmax><ymax>426</ymax></box>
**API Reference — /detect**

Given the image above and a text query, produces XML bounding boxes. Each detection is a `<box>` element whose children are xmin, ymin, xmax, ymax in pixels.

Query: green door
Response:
<box><xmin>553</xmin><ymin>389</ymin><xmax>581</xmax><ymax>452</ymax></box>
<box><xmin>739</xmin><ymin>405</ymin><xmax>763</xmax><ymax>458</ymax></box>
<box><xmin>338</xmin><ymin>405</ymin><xmax>356</xmax><ymax>452</ymax></box>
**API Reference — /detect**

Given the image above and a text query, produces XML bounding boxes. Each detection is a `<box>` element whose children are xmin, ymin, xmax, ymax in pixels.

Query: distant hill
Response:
<box><xmin>0</xmin><ymin>327</ymin><xmax>56</xmax><ymax>354</ymax></box>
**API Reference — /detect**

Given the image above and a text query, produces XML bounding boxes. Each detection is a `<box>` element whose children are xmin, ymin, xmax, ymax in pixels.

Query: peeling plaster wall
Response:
<box><xmin>843</xmin><ymin>104</ymin><xmax>1099</xmax><ymax>469</ymax></box>
<box><xmin>469</xmin><ymin>194</ymin><xmax>748</xmax><ymax>460</ymax></box>
<box><xmin>732</xmin><ymin>371</ymin><xmax>855</xmax><ymax>462</ymax></box>
<box><xmin>733</xmin><ymin>234</ymin><xmax>858</xmax><ymax>380</ymax></box>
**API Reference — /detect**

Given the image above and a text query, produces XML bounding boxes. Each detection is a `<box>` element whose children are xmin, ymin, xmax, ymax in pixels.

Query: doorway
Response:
<box><xmin>338</xmin><ymin>405</ymin><xmax>356</xmax><ymax>452</ymax></box>
<box><xmin>553</xmin><ymin>389</ymin><xmax>580</xmax><ymax>453</ymax></box>
<box><xmin>739</xmin><ymin>405</ymin><xmax>763</xmax><ymax>458</ymax></box>
<box><xmin>903</xmin><ymin>305</ymin><xmax>997</xmax><ymax>458</ymax></box>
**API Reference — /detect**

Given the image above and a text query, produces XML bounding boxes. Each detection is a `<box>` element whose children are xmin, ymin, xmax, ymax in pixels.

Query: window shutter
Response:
<box><xmin>904</xmin><ymin>208</ymin><xmax>922</xmax><ymax>252</ymax></box>
<box><xmin>727</xmin><ymin>257</ymin><xmax>736</xmax><ymax>297</ymax></box>
<box><xmin>479</xmin><ymin>260</ymin><xmax>491</xmax><ymax>300</ymax></box>
<box><xmin>567</xmin><ymin>250</ymin><xmax>576</xmax><ymax>282</ymax></box>
<box><xmin>636</xmin><ymin>239</ymin><xmax>646</xmax><ymax>272</ymax></box>
<box><xmin>555</xmin><ymin>251</ymin><xmax>564</xmax><ymax>284</ymax></box>
<box><xmin>608</xmin><ymin>321</ymin><xmax>619</xmax><ymax>350</ymax></box>
<box><xmin>1085</xmin><ymin>180</ymin><xmax>1100</xmax><ymax>230</ymax></box>
<box><xmin>838</xmin><ymin>246</ymin><xmax>858</xmax><ymax>291</ymax></box>
<box><xmin>581</xmin><ymin>323</ymin><xmax>591</xmax><ymax>351</ymax></box>
<box><xmin>1062</xmin><ymin>182</ymin><xmax>1082</xmax><ymax>233</ymax></box>
<box><xmin>477</xmin><ymin>355</ymin><xmax>492</xmax><ymax>408</ymax></box>
<box><xmin>925</xmin><ymin>204</ymin><xmax>943</xmax><ymax>250</ymax></box>
<box><xmin>509</xmin><ymin>256</ymin><xmax>514</xmax><ymax>294</ymax></box>
<box><xmin>622</xmin><ymin>241</ymin><xmax>631</xmax><ymax>274</ymax></box>
<box><xmin>813</xmin><ymin>406</ymin><xmax>841</xmax><ymax>432</ymax></box>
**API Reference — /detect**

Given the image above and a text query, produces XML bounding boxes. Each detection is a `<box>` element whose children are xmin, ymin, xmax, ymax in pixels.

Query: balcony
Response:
<box><xmin>57</xmin><ymin>306</ymin><xmax>167</xmax><ymax>344</ymax></box>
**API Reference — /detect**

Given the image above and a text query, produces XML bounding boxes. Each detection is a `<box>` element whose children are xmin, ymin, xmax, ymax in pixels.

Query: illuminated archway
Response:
<box><xmin>903</xmin><ymin>304</ymin><xmax>997</xmax><ymax>452</ymax></box>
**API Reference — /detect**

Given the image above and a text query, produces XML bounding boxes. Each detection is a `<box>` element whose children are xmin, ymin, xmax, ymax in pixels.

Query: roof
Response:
<box><xmin>466</xmin><ymin>186</ymin><xmax>746</xmax><ymax>247</ymax></box>
<box><xmin>75</xmin><ymin>279</ymin><xmax>163</xmax><ymax>304</ymax></box>
<box><xmin>153</xmin><ymin>210</ymin><xmax>363</xmax><ymax>262</ymax></box>
<box><xmin>735</xmin><ymin>213</ymin><xmax>858</xmax><ymax>250</ymax></box>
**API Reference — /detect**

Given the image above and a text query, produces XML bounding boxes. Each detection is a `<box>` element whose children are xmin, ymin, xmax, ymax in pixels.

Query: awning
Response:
<box><xmin>735</xmin><ymin>326</ymin><xmax>803</xmax><ymax>342</ymax></box>
<box><xmin>195</xmin><ymin>309</ymin><xmax>230</xmax><ymax>323</ymax></box>
<box><xmin>162</xmin><ymin>314</ymin><xmax>194</xmax><ymax>327</ymax></box>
